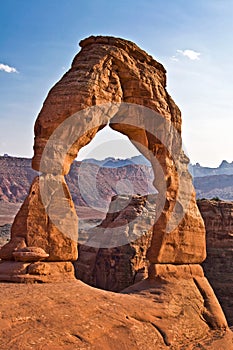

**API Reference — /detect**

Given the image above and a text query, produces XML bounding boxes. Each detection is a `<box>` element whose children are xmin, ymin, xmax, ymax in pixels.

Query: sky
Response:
<box><xmin>0</xmin><ymin>0</ymin><xmax>232</xmax><ymax>167</ymax></box>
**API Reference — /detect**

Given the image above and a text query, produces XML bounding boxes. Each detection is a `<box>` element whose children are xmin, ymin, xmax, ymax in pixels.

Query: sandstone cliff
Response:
<box><xmin>198</xmin><ymin>199</ymin><xmax>233</xmax><ymax>326</ymax></box>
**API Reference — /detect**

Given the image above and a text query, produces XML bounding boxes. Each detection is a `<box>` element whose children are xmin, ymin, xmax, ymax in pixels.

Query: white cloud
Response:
<box><xmin>170</xmin><ymin>55</ymin><xmax>179</xmax><ymax>62</ymax></box>
<box><xmin>0</xmin><ymin>63</ymin><xmax>18</xmax><ymax>73</ymax></box>
<box><xmin>177</xmin><ymin>49</ymin><xmax>201</xmax><ymax>61</ymax></box>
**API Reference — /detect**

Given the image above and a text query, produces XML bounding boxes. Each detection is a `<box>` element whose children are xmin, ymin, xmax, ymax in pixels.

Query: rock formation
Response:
<box><xmin>76</xmin><ymin>194</ymin><xmax>155</xmax><ymax>291</ymax></box>
<box><xmin>198</xmin><ymin>199</ymin><xmax>233</xmax><ymax>326</ymax></box>
<box><xmin>0</xmin><ymin>36</ymin><xmax>206</xmax><ymax>279</ymax></box>
<box><xmin>0</xmin><ymin>35</ymin><xmax>229</xmax><ymax>340</ymax></box>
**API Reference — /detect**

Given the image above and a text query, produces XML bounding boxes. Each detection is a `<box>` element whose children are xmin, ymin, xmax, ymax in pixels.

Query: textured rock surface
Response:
<box><xmin>198</xmin><ymin>199</ymin><xmax>233</xmax><ymax>326</ymax></box>
<box><xmin>0</xmin><ymin>36</ymin><xmax>231</xmax><ymax>345</ymax></box>
<box><xmin>0</xmin><ymin>261</ymin><xmax>75</xmax><ymax>283</ymax></box>
<box><xmin>0</xmin><ymin>35</ymin><xmax>205</xmax><ymax>268</ymax></box>
<box><xmin>0</xmin><ymin>275</ymin><xmax>230</xmax><ymax>350</ymax></box>
<box><xmin>12</xmin><ymin>247</ymin><xmax>49</xmax><ymax>262</ymax></box>
<box><xmin>0</xmin><ymin>176</ymin><xmax>78</xmax><ymax>262</ymax></box>
<box><xmin>76</xmin><ymin>195</ymin><xmax>155</xmax><ymax>291</ymax></box>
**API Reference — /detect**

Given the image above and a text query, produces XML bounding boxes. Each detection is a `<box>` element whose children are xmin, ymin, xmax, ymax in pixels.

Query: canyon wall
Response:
<box><xmin>198</xmin><ymin>199</ymin><xmax>233</xmax><ymax>326</ymax></box>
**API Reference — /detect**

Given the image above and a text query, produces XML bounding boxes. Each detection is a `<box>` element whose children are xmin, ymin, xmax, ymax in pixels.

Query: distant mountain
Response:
<box><xmin>1</xmin><ymin>155</ymin><xmax>233</xmax><ymax>221</ymax></box>
<box><xmin>188</xmin><ymin>161</ymin><xmax>233</xmax><ymax>200</ymax></box>
<box><xmin>189</xmin><ymin>160</ymin><xmax>233</xmax><ymax>178</ymax></box>
<box><xmin>0</xmin><ymin>156</ymin><xmax>37</xmax><ymax>202</ymax></box>
<box><xmin>82</xmin><ymin>155</ymin><xmax>151</xmax><ymax>168</ymax></box>
<box><xmin>85</xmin><ymin>157</ymin><xmax>233</xmax><ymax>176</ymax></box>
<box><xmin>0</xmin><ymin>154</ymin><xmax>155</xmax><ymax>212</ymax></box>
<box><xmin>194</xmin><ymin>174</ymin><xmax>233</xmax><ymax>201</ymax></box>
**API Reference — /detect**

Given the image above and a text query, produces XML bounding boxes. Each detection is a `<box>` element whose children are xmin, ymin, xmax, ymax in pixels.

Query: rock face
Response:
<box><xmin>198</xmin><ymin>199</ymin><xmax>233</xmax><ymax>326</ymax></box>
<box><xmin>12</xmin><ymin>247</ymin><xmax>49</xmax><ymax>262</ymax></box>
<box><xmin>0</xmin><ymin>35</ymin><xmax>206</xmax><ymax>277</ymax></box>
<box><xmin>0</xmin><ymin>36</ymin><xmax>229</xmax><ymax>340</ymax></box>
<box><xmin>76</xmin><ymin>195</ymin><xmax>155</xmax><ymax>291</ymax></box>
<box><xmin>67</xmin><ymin>161</ymin><xmax>155</xmax><ymax>210</ymax></box>
<box><xmin>0</xmin><ymin>261</ymin><xmax>75</xmax><ymax>283</ymax></box>
<box><xmin>0</xmin><ymin>175</ymin><xmax>78</xmax><ymax>262</ymax></box>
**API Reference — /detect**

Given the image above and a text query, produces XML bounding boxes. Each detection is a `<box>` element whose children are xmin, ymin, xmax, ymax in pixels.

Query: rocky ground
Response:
<box><xmin>1</xmin><ymin>197</ymin><xmax>233</xmax><ymax>331</ymax></box>
<box><xmin>0</xmin><ymin>278</ymin><xmax>233</xmax><ymax>350</ymax></box>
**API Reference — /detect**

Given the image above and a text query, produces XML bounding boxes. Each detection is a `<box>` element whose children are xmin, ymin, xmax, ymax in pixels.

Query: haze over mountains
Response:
<box><xmin>0</xmin><ymin>155</ymin><xmax>233</xmax><ymax>209</ymax></box>
<box><xmin>189</xmin><ymin>160</ymin><xmax>233</xmax><ymax>177</ymax></box>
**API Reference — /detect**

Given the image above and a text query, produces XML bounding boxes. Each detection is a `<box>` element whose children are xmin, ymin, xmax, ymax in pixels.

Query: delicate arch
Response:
<box><xmin>0</xmin><ymin>36</ymin><xmax>206</xmax><ymax>270</ymax></box>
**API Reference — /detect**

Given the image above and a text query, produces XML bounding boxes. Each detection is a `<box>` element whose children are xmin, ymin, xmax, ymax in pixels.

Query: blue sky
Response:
<box><xmin>0</xmin><ymin>0</ymin><xmax>232</xmax><ymax>167</ymax></box>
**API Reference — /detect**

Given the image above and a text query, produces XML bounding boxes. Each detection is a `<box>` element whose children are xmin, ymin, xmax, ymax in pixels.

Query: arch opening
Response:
<box><xmin>66</xmin><ymin>123</ymin><xmax>160</xmax><ymax>291</ymax></box>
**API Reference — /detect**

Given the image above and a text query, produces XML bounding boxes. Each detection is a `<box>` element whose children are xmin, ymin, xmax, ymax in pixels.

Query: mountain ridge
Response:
<box><xmin>1</xmin><ymin>155</ymin><xmax>233</xmax><ymax>208</ymax></box>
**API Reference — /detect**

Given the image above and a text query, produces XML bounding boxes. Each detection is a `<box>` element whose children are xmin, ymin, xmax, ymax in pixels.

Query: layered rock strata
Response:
<box><xmin>0</xmin><ymin>36</ymin><xmax>206</xmax><ymax>283</ymax></box>
<box><xmin>75</xmin><ymin>194</ymin><xmax>155</xmax><ymax>291</ymax></box>
<box><xmin>198</xmin><ymin>199</ymin><xmax>233</xmax><ymax>326</ymax></box>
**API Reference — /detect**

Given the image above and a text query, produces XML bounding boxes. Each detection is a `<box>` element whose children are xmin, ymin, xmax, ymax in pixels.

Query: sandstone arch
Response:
<box><xmin>0</xmin><ymin>36</ymin><xmax>206</xmax><ymax>281</ymax></box>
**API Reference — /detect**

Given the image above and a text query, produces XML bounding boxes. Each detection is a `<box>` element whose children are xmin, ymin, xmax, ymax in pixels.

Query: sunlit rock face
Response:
<box><xmin>0</xmin><ymin>35</ymin><xmax>228</xmax><ymax>338</ymax></box>
<box><xmin>0</xmin><ymin>35</ymin><xmax>205</xmax><ymax>280</ymax></box>
<box><xmin>0</xmin><ymin>37</ymin><xmax>205</xmax><ymax>264</ymax></box>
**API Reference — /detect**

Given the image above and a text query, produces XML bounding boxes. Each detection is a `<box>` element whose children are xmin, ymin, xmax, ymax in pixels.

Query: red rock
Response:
<box><xmin>0</xmin><ymin>37</ymin><xmax>230</xmax><ymax>344</ymax></box>
<box><xmin>198</xmin><ymin>199</ymin><xmax>233</xmax><ymax>326</ymax></box>
<box><xmin>76</xmin><ymin>194</ymin><xmax>154</xmax><ymax>291</ymax></box>
<box><xmin>0</xmin><ymin>35</ymin><xmax>205</xmax><ymax>268</ymax></box>
<box><xmin>12</xmin><ymin>246</ymin><xmax>49</xmax><ymax>262</ymax></box>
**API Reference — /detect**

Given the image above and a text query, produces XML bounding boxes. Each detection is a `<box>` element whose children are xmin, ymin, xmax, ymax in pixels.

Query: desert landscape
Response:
<box><xmin>0</xmin><ymin>34</ymin><xmax>233</xmax><ymax>350</ymax></box>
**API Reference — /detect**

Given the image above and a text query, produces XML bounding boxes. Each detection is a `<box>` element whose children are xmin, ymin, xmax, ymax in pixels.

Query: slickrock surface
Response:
<box><xmin>198</xmin><ymin>199</ymin><xmax>233</xmax><ymax>326</ymax></box>
<box><xmin>0</xmin><ymin>275</ymin><xmax>232</xmax><ymax>350</ymax></box>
